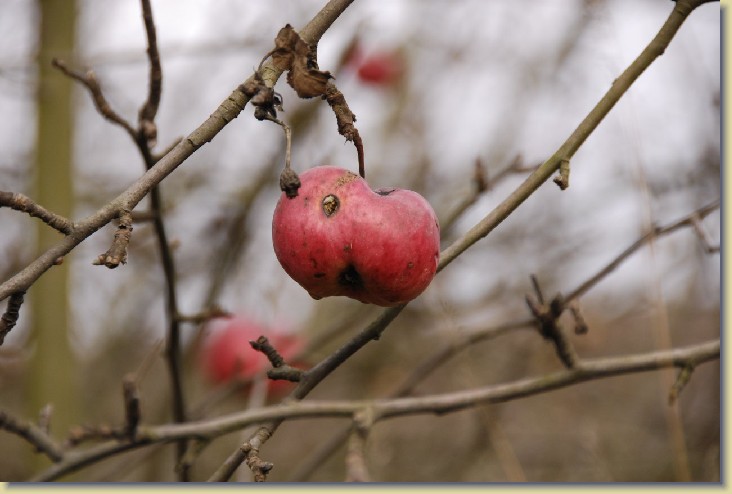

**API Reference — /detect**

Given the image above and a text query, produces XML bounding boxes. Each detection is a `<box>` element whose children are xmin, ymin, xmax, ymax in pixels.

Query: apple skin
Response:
<box><xmin>272</xmin><ymin>166</ymin><xmax>440</xmax><ymax>307</ymax></box>
<box><xmin>200</xmin><ymin>317</ymin><xmax>303</xmax><ymax>396</ymax></box>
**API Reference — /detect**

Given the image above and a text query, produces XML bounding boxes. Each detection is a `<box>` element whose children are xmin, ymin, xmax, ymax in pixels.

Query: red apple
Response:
<box><xmin>272</xmin><ymin>166</ymin><xmax>440</xmax><ymax>307</ymax></box>
<box><xmin>356</xmin><ymin>51</ymin><xmax>403</xmax><ymax>86</ymax></box>
<box><xmin>200</xmin><ymin>317</ymin><xmax>303</xmax><ymax>397</ymax></box>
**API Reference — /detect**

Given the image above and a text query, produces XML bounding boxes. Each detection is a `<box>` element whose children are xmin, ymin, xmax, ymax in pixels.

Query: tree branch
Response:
<box><xmin>223</xmin><ymin>0</ymin><xmax>713</xmax><ymax>480</ymax></box>
<box><xmin>0</xmin><ymin>0</ymin><xmax>355</xmax><ymax>303</ymax></box>
<box><xmin>0</xmin><ymin>291</ymin><xmax>26</xmax><ymax>346</ymax></box>
<box><xmin>0</xmin><ymin>408</ymin><xmax>64</xmax><ymax>463</ymax></box>
<box><xmin>31</xmin><ymin>339</ymin><xmax>719</xmax><ymax>481</ymax></box>
<box><xmin>0</xmin><ymin>191</ymin><xmax>74</xmax><ymax>235</ymax></box>
<box><xmin>437</xmin><ymin>0</ymin><xmax>708</xmax><ymax>272</ymax></box>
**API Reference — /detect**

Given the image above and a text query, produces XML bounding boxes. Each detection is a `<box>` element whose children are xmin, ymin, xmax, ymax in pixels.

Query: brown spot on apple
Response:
<box><xmin>322</xmin><ymin>194</ymin><xmax>340</xmax><ymax>217</ymax></box>
<box><xmin>334</xmin><ymin>171</ymin><xmax>359</xmax><ymax>188</ymax></box>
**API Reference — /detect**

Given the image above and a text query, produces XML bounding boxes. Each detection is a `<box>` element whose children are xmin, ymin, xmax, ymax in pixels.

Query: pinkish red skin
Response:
<box><xmin>272</xmin><ymin>166</ymin><xmax>440</xmax><ymax>307</ymax></box>
<box><xmin>200</xmin><ymin>317</ymin><xmax>302</xmax><ymax>396</ymax></box>
<box><xmin>356</xmin><ymin>52</ymin><xmax>403</xmax><ymax>86</ymax></box>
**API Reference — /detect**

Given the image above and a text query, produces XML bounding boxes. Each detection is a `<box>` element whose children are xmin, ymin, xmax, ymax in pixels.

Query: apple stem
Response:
<box><xmin>260</xmin><ymin>114</ymin><xmax>301</xmax><ymax>198</ymax></box>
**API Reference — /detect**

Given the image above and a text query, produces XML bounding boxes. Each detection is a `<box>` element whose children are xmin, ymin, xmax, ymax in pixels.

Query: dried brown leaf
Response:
<box><xmin>271</xmin><ymin>24</ymin><xmax>333</xmax><ymax>99</ymax></box>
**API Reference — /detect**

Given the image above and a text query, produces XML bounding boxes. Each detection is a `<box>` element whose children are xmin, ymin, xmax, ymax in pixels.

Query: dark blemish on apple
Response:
<box><xmin>314</xmin><ymin>272</ymin><xmax>326</xmax><ymax>278</ymax></box>
<box><xmin>376</xmin><ymin>188</ymin><xmax>396</xmax><ymax>196</ymax></box>
<box><xmin>343</xmin><ymin>244</ymin><xmax>351</xmax><ymax>252</ymax></box>
<box><xmin>338</xmin><ymin>264</ymin><xmax>363</xmax><ymax>290</ymax></box>
<box><xmin>322</xmin><ymin>194</ymin><xmax>340</xmax><ymax>217</ymax></box>
<box><xmin>407</xmin><ymin>262</ymin><xmax>414</xmax><ymax>269</ymax></box>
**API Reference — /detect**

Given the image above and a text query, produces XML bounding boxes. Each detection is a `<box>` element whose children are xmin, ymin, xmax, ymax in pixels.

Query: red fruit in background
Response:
<box><xmin>356</xmin><ymin>52</ymin><xmax>403</xmax><ymax>86</ymax></box>
<box><xmin>200</xmin><ymin>317</ymin><xmax>303</xmax><ymax>396</ymax></box>
<box><xmin>272</xmin><ymin>166</ymin><xmax>440</xmax><ymax>307</ymax></box>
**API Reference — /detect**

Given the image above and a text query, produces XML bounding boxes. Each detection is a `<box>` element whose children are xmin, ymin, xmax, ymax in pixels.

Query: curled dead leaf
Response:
<box><xmin>270</xmin><ymin>24</ymin><xmax>333</xmax><ymax>99</ymax></box>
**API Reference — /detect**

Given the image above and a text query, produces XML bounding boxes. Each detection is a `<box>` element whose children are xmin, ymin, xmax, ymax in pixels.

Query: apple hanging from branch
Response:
<box><xmin>272</xmin><ymin>166</ymin><xmax>440</xmax><ymax>307</ymax></box>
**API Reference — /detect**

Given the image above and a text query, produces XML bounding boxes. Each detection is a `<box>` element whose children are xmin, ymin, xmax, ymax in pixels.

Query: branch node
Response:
<box><xmin>122</xmin><ymin>374</ymin><xmax>141</xmax><ymax>440</ymax></box>
<box><xmin>525</xmin><ymin>276</ymin><xmax>579</xmax><ymax>369</ymax></box>
<box><xmin>249</xmin><ymin>336</ymin><xmax>304</xmax><ymax>383</ymax></box>
<box><xmin>0</xmin><ymin>191</ymin><xmax>74</xmax><ymax>235</ymax></box>
<box><xmin>553</xmin><ymin>158</ymin><xmax>570</xmax><ymax>190</ymax></box>
<box><xmin>92</xmin><ymin>210</ymin><xmax>133</xmax><ymax>269</ymax></box>
<box><xmin>345</xmin><ymin>408</ymin><xmax>375</xmax><ymax>482</ymax></box>
<box><xmin>52</xmin><ymin>58</ymin><xmax>137</xmax><ymax>139</ymax></box>
<box><xmin>0</xmin><ymin>291</ymin><xmax>25</xmax><ymax>346</ymax></box>
<box><xmin>690</xmin><ymin>213</ymin><xmax>720</xmax><ymax>254</ymax></box>
<box><xmin>668</xmin><ymin>363</ymin><xmax>696</xmax><ymax>405</ymax></box>
<box><xmin>241</xmin><ymin>435</ymin><xmax>275</xmax><ymax>482</ymax></box>
<box><xmin>0</xmin><ymin>408</ymin><xmax>63</xmax><ymax>462</ymax></box>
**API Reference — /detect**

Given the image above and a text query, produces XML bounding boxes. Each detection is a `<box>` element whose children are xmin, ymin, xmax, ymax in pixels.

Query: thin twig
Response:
<box><xmin>33</xmin><ymin>339</ymin><xmax>719</xmax><ymax>481</ymax></box>
<box><xmin>289</xmin><ymin>203</ymin><xmax>717</xmax><ymax>479</ymax></box>
<box><xmin>138</xmin><ymin>0</ymin><xmax>162</xmax><ymax>128</ymax></box>
<box><xmin>437</xmin><ymin>0</ymin><xmax>709</xmax><ymax>272</ymax></box>
<box><xmin>0</xmin><ymin>0</ymin><xmax>357</xmax><ymax>304</ymax></box>
<box><xmin>0</xmin><ymin>191</ymin><xmax>74</xmax><ymax>235</ymax></box>
<box><xmin>345</xmin><ymin>409</ymin><xmax>374</xmax><ymax>482</ymax></box>
<box><xmin>689</xmin><ymin>213</ymin><xmax>720</xmax><ymax>253</ymax></box>
<box><xmin>0</xmin><ymin>408</ymin><xmax>64</xmax><ymax>462</ymax></box>
<box><xmin>565</xmin><ymin>201</ymin><xmax>720</xmax><ymax>302</ymax></box>
<box><xmin>122</xmin><ymin>374</ymin><xmax>141</xmax><ymax>440</ymax></box>
<box><xmin>51</xmin><ymin>59</ymin><xmax>137</xmax><ymax>140</ymax></box>
<box><xmin>0</xmin><ymin>291</ymin><xmax>26</xmax><ymax>345</ymax></box>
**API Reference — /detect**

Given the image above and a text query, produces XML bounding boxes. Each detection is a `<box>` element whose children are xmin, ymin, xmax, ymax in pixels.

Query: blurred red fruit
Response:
<box><xmin>356</xmin><ymin>52</ymin><xmax>403</xmax><ymax>86</ymax></box>
<box><xmin>200</xmin><ymin>317</ymin><xmax>304</xmax><ymax>397</ymax></box>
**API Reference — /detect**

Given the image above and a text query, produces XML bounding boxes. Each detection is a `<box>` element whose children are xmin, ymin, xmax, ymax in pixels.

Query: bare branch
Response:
<box><xmin>92</xmin><ymin>210</ymin><xmax>133</xmax><ymax>269</ymax></box>
<box><xmin>345</xmin><ymin>409</ymin><xmax>374</xmax><ymax>482</ymax></box>
<box><xmin>0</xmin><ymin>0</ymin><xmax>354</xmax><ymax>304</ymax></box>
<box><xmin>51</xmin><ymin>59</ymin><xmax>137</xmax><ymax>140</ymax></box>
<box><xmin>0</xmin><ymin>291</ymin><xmax>25</xmax><ymax>345</ymax></box>
<box><xmin>668</xmin><ymin>363</ymin><xmax>696</xmax><ymax>405</ymax></box>
<box><xmin>32</xmin><ymin>339</ymin><xmax>719</xmax><ymax>481</ymax></box>
<box><xmin>0</xmin><ymin>408</ymin><xmax>64</xmax><ymax>462</ymax></box>
<box><xmin>553</xmin><ymin>158</ymin><xmax>570</xmax><ymax>190</ymax></box>
<box><xmin>138</xmin><ymin>0</ymin><xmax>162</xmax><ymax>133</ymax></box>
<box><xmin>690</xmin><ymin>213</ymin><xmax>720</xmax><ymax>253</ymax></box>
<box><xmin>122</xmin><ymin>374</ymin><xmax>141</xmax><ymax>440</ymax></box>
<box><xmin>437</xmin><ymin>0</ymin><xmax>709</xmax><ymax>272</ymax></box>
<box><xmin>565</xmin><ymin>201</ymin><xmax>719</xmax><ymax>302</ymax></box>
<box><xmin>0</xmin><ymin>191</ymin><xmax>74</xmax><ymax>235</ymax></box>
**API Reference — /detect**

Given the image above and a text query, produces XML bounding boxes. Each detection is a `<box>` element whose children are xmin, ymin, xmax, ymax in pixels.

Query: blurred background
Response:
<box><xmin>0</xmin><ymin>0</ymin><xmax>720</xmax><ymax>482</ymax></box>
